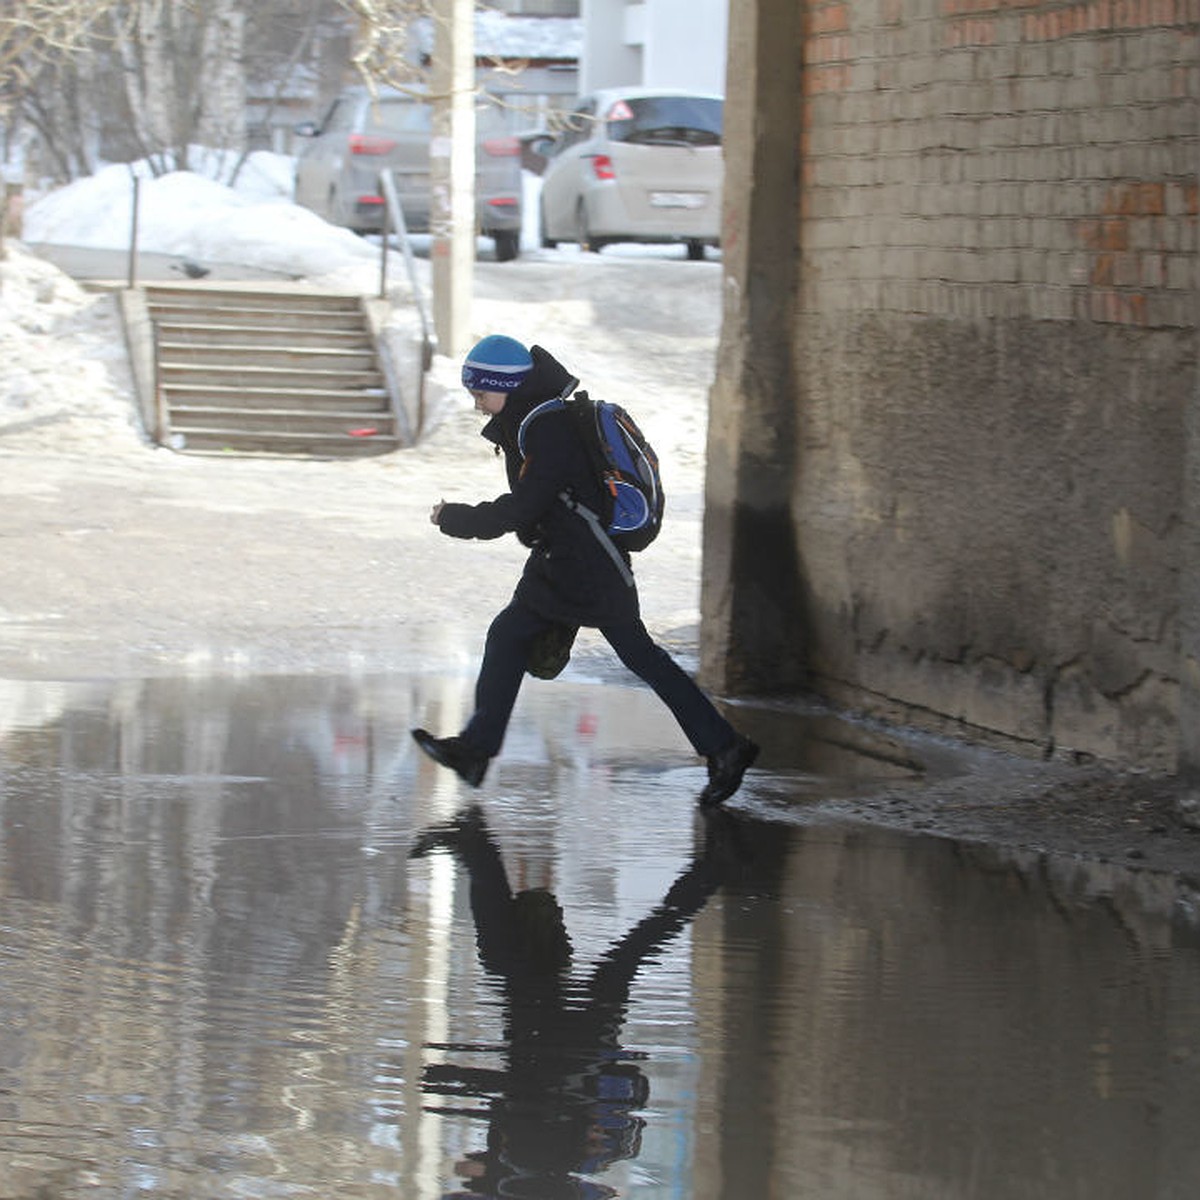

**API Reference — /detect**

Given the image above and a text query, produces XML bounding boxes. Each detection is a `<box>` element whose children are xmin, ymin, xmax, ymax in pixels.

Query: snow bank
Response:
<box><xmin>0</xmin><ymin>242</ymin><xmax>139</xmax><ymax>447</ymax></box>
<box><xmin>23</xmin><ymin>152</ymin><xmax>378</xmax><ymax>279</ymax></box>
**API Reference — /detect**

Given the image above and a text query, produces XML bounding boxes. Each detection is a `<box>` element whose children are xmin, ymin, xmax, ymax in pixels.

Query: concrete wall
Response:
<box><xmin>581</xmin><ymin>0</ymin><xmax>643</xmax><ymax>90</ymax></box>
<box><xmin>581</xmin><ymin>0</ymin><xmax>727</xmax><ymax>92</ymax></box>
<box><xmin>703</xmin><ymin>0</ymin><xmax>1199</xmax><ymax>771</ymax></box>
<box><xmin>642</xmin><ymin>0</ymin><xmax>728</xmax><ymax>92</ymax></box>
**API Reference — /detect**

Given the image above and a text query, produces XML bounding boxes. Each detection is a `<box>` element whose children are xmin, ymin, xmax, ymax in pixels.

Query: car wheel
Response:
<box><xmin>686</xmin><ymin>239</ymin><xmax>706</xmax><ymax>261</ymax></box>
<box><xmin>576</xmin><ymin>202</ymin><xmax>600</xmax><ymax>253</ymax></box>
<box><xmin>493</xmin><ymin>231</ymin><xmax>520</xmax><ymax>262</ymax></box>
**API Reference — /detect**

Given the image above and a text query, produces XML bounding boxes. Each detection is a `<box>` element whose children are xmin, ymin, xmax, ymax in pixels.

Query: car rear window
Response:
<box><xmin>372</xmin><ymin>96</ymin><xmax>510</xmax><ymax>138</ymax></box>
<box><xmin>604</xmin><ymin>96</ymin><xmax>723</xmax><ymax>147</ymax></box>
<box><xmin>374</xmin><ymin>99</ymin><xmax>433</xmax><ymax>133</ymax></box>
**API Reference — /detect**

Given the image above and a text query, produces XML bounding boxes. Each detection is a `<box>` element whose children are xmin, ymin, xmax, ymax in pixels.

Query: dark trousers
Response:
<box><xmin>462</xmin><ymin>599</ymin><xmax>735</xmax><ymax>759</ymax></box>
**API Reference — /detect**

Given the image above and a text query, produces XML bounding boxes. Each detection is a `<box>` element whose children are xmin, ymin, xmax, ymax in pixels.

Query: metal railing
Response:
<box><xmin>126</xmin><ymin>172</ymin><xmax>142</xmax><ymax>289</ymax></box>
<box><xmin>379</xmin><ymin>169</ymin><xmax>434</xmax><ymax>437</ymax></box>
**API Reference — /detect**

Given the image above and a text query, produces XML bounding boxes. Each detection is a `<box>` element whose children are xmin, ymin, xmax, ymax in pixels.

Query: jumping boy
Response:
<box><xmin>411</xmin><ymin>335</ymin><xmax>758</xmax><ymax>805</ymax></box>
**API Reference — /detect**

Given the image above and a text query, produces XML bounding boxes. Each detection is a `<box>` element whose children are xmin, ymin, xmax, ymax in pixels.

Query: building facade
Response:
<box><xmin>581</xmin><ymin>0</ymin><xmax>728</xmax><ymax>93</ymax></box>
<box><xmin>703</xmin><ymin>0</ymin><xmax>1200</xmax><ymax>773</ymax></box>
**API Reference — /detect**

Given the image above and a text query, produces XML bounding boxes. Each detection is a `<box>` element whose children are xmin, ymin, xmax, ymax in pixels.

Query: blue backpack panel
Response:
<box><xmin>518</xmin><ymin>390</ymin><xmax>665</xmax><ymax>552</ymax></box>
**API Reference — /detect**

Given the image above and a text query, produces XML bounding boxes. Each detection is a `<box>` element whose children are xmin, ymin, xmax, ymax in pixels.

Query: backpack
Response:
<box><xmin>517</xmin><ymin>389</ymin><xmax>665</xmax><ymax>584</ymax></box>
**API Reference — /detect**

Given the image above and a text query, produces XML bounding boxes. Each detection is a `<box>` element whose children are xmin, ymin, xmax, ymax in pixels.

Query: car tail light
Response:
<box><xmin>486</xmin><ymin>196</ymin><xmax>518</xmax><ymax>208</ymax></box>
<box><xmin>591</xmin><ymin>154</ymin><xmax>615</xmax><ymax>180</ymax></box>
<box><xmin>482</xmin><ymin>136</ymin><xmax>520</xmax><ymax>157</ymax></box>
<box><xmin>355</xmin><ymin>195</ymin><xmax>385</xmax><ymax>208</ymax></box>
<box><xmin>349</xmin><ymin>134</ymin><xmax>397</xmax><ymax>155</ymax></box>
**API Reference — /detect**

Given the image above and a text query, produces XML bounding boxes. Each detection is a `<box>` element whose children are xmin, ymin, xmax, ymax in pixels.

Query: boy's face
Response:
<box><xmin>470</xmin><ymin>389</ymin><xmax>508</xmax><ymax>416</ymax></box>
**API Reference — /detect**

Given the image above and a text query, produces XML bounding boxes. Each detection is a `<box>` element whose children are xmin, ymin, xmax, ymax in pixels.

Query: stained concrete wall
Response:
<box><xmin>702</xmin><ymin>0</ymin><xmax>1199</xmax><ymax>771</ymax></box>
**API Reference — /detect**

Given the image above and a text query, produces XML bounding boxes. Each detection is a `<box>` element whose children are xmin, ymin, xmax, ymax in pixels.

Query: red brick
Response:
<box><xmin>807</xmin><ymin>3</ymin><xmax>851</xmax><ymax>35</ymax></box>
<box><xmin>1080</xmin><ymin>218</ymin><xmax>1130</xmax><ymax>251</ymax></box>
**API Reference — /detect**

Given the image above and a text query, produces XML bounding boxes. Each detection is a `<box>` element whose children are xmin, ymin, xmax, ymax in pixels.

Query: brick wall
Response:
<box><xmin>799</xmin><ymin>0</ymin><xmax>1196</xmax><ymax>329</ymax></box>
<box><xmin>704</xmin><ymin>0</ymin><xmax>1199</xmax><ymax>769</ymax></box>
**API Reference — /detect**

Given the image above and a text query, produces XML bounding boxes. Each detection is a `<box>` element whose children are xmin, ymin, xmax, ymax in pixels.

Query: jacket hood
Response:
<box><xmin>502</xmin><ymin>345</ymin><xmax>578</xmax><ymax>423</ymax></box>
<box><xmin>481</xmin><ymin>345</ymin><xmax>578</xmax><ymax>447</ymax></box>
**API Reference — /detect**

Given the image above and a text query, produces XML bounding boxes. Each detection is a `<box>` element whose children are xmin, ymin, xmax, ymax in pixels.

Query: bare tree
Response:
<box><xmin>335</xmin><ymin>0</ymin><xmax>432</xmax><ymax>94</ymax></box>
<box><xmin>1</xmin><ymin>1</ymin><xmax>121</xmax><ymax>253</ymax></box>
<box><xmin>103</xmin><ymin>0</ymin><xmax>252</xmax><ymax>175</ymax></box>
<box><xmin>1</xmin><ymin>1</ymin><xmax>118</xmax><ymax>178</ymax></box>
<box><xmin>2</xmin><ymin>0</ymin><xmax>503</xmax><ymax>198</ymax></box>
<box><xmin>335</xmin><ymin>3</ymin><xmax>547</xmax><ymax>122</ymax></box>
<box><xmin>199</xmin><ymin>0</ymin><xmax>247</xmax><ymax>153</ymax></box>
<box><xmin>0</xmin><ymin>0</ymin><xmax>118</xmax><ymax>110</ymax></box>
<box><xmin>5</xmin><ymin>1</ymin><xmax>351</xmax><ymax>184</ymax></box>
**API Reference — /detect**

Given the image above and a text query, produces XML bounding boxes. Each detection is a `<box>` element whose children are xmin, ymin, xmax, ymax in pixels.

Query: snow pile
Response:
<box><xmin>0</xmin><ymin>241</ymin><xmax>139</xmax><ymax>448</ymax></box>
<box><xmin>23</xmin><ymin>151</ymin><xmax>379</xmax><ymax>281</ymax></box>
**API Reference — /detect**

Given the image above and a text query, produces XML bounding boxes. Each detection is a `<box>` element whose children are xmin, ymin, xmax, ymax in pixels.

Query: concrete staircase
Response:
<box><xmin>139</xmin><ymin>285</ymin><xmax>402</xmax><ymax>457</ymax></box>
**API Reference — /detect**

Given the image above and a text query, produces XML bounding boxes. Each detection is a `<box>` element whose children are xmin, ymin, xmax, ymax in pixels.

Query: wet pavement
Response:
<box><xmin>2</xmin><ymin>668</ymin><xmax>1200</xmax><ymax>1198</ymax></box>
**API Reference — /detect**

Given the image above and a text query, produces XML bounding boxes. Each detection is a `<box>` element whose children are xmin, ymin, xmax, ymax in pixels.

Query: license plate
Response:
<box><xmin>650</xmin><ymin>191</ymin><xmax>705</xmax><ymax>209</ymax></box>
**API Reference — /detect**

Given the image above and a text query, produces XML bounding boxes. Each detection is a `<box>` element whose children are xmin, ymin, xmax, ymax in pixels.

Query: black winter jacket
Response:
<box><xmin>437</xmin><ymin>345</ymin><xmax>640</xmax><ymax>627</ymax></box>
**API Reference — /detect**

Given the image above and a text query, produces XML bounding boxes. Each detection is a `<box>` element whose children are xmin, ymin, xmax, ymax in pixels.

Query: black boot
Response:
<box><xmin>412</xmin><ymin>728</ymin><xmax>489</xmax><ymax>787</ymax></box>
<box><xmin>699</xmin><ymin>734</ymin><xmax>759</xmax><ymax>807</ymax></box>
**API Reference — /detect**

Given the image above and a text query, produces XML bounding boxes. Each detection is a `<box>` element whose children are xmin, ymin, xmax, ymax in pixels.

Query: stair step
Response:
<box><xmin>145</xmin><ymin>286</ymin><xmax>363</xmax><ymax>314</ymax></box>
<box><xmin>162</xmin><ymin>383</ymin><xmax>390</xmax><ymax>411</ymax></box>
<box><xmin>170</xmin><ymin>427</ymin><xmax>400</xmax><ymax>457</ymax></box>
<box><xmin>157</xmin><ymin>342</ymin><xmax>378</xmax><ymax>371</ymax></box>
<box><xmin>170</xmin><ymin>405</ymin><xmax>395</xmax><ymax>434</ymax></box>
<box><xmin>155</xmin><ymin>321</ymin><xmax>373</xmax><ymax>349</ymax></box>
<box><xmin>159</xmin><ymin>363</ymin><xmax>384</xmax><ymax>390</ymax></box>
<box><xmin>148</xmin><ymin>304</ymin><xmax>368</xmax><ymax>332</ymax></box>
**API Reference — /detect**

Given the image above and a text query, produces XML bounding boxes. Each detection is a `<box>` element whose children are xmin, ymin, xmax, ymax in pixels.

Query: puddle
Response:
<box><xmin>1</xmin><ymin>673</ymin><xmax>1199</xmax><ymax>1198</ymax></box>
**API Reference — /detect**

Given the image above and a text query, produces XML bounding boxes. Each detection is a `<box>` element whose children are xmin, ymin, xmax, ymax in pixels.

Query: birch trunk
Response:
<box><xmin>109</xmin><ymin>1</ymin><xmax>179</xmax><ymax>172</ymax></box>
<box><xmin>198</xmin><ymin>0</ymin><xmax>246</xmax><ymax>170</ymax></box>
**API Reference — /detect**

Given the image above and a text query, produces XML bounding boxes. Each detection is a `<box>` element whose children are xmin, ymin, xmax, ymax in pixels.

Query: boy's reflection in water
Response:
<box><xmin>411</xmin><ymin>804</ymin><xmax>773</xmax><ymax>1200</ymax></box>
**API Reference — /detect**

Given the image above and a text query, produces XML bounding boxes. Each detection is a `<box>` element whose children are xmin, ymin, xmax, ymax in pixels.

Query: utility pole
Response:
<box><xmin>430</xmin><ymin>0</ymin><xmax>474</xmax><ymax>358</ymax></box>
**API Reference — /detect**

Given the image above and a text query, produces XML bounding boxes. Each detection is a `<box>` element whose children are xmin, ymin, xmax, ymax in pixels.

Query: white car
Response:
<box><xmin>536</xmin><ymin>88</ymin><xmax>724</xmax><ymax>260</ymax></box>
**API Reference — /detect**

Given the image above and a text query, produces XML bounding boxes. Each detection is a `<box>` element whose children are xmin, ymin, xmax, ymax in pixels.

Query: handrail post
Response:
<box><xmin>127</xmin><ymin>173</ymin><xmax>140</xmax><ymax>289</ymax></box>
<box><xmin>380</xmin><ymin>169</ymin><xmax>434</xmax><ymax>437</ymax></box>
<box><xmin>378</xmin><ymin>179</ymin><xmax>390</xmax><ymax>300</ymax></box>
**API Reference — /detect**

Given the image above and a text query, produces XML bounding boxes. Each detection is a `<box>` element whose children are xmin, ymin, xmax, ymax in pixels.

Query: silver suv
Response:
<box><xmin>294</xmin><ymin>86</ymin><xmax>523</xmax><ymax>261</ymax></box>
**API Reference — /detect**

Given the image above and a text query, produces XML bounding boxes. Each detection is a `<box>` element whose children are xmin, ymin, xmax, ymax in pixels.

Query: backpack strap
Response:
<box><xmin>558</xmin><ymin>491</ymin><xmax>635</xmax><ymax>588</ymax></box>
<box><xmin>517</xmin><ymin>397</ymin><xmax>564</xmax><ymax>458</ymax></box>
<box><xmin>515</xmin><ymin>378</ymin><xmax>579</xmax><ymax>458</ymax></box>
<box><xmin>515</xmin><ymin>384</ymin><xmax>635</xmax><ymax>588</ymax></box>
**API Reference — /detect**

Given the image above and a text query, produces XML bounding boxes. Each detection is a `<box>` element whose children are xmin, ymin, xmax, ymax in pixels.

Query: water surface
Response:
<box><xmin>1</xmin><ymin>672</ymin><xmax>1197</xmax><ymax>1198</ymax></box>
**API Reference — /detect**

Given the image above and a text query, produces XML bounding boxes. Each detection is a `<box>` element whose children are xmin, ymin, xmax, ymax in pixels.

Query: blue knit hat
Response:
<box><xmin>461</xmin><ymin>335</ymin><xmax>533</xmax><ymax>392</ymax></box>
